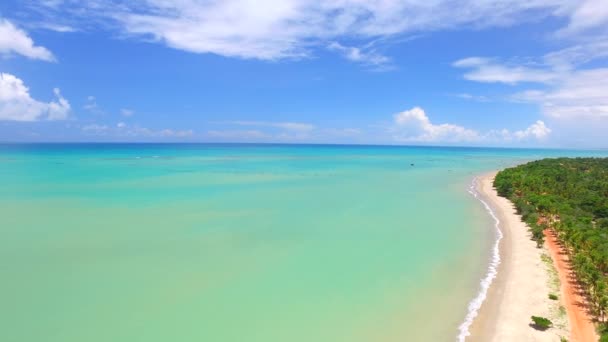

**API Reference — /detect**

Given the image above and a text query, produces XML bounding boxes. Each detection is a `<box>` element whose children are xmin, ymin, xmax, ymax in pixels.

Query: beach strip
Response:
<box><xmin>467</xmin><ymin>172</ymin><xmax>569</xmax><ymax>342</ymax></box>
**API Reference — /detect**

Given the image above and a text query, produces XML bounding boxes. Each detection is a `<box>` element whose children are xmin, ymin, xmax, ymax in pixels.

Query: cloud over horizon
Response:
<box><xmin>0</xmin><ymin>73</ymin><xmax>70</xmax><ymax>121</ymax></box>
<box><xmin>392</xmin><ymin>107</ymin><xmax>551</xmax><ymax>144</ymax></box>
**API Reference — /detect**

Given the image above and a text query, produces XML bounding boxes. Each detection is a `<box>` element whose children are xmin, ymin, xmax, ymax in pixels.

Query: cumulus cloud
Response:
<box><xmin>392</xmin><ymin>107</ymin><xmax>480</xmax><ymax>142</ymax></box>
<box><xmin>0</xmin><ymin>19</ymin><xmax>55</xmax><ymax>61</ymax></box>
<box><xmin>484</xmin><ymin>121</ymin><xmax>552</xmax><ymax>142</ymax></box>
<box><xmin>0</xmin><ymin>73</ymin><xmax>70</xmax><ymax>121</ymax></box>
<box><xmin>391</xmin><ymin>107</ymin><xmax>550</xmax><ymax>143</ymax></box>
<box><xmin>513</xmin><ymin>120</ymin><xmax>552</xmax><ymax>139</ymax></box>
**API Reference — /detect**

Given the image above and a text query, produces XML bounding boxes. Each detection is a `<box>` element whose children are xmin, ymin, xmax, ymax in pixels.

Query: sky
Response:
<box><xmin>0</xmin><ymin>0</ymin><xmax>607</xmax><ymax>147</ymax></box>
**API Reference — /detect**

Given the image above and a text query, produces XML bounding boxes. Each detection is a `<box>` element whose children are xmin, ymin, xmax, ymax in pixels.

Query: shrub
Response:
<box><xmin>531</xmin><ymin>316</ymin><xmax>553</xmax><ymax>330</ymax></box>
<box><xmin>549</xmin><ymin>294</ymin><xmax>558</xmax><ymax>300</ymax></box>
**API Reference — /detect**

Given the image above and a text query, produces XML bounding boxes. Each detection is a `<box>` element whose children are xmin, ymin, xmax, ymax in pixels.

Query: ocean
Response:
<box><xmin>1</xmin><ymin>144</ymin><xmax>605</xmax><ymax>342</ymax></box>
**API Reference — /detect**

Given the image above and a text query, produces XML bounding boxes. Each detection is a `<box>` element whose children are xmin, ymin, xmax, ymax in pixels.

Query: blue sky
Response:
<box><xmin>1</xmin><ymin>1</ymin><xmax>607</xmax><ymax>147</ymax></box>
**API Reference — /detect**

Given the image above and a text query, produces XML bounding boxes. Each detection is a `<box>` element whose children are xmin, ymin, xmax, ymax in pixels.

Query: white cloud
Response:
<box><xmin>28</xmin><ymin>0</ymin><xmax>587</xmax><ymax>61</ymax></box>
<box><xmin>455</xmin><ymin>43</ymin><xmax>608</xmax><ymax>120</ymax></box>
<box><xmin>117</xmin><ymin>122</ymin><xmax>126</xmax><ymax>128</ymax></box>
<box><xmin>454</xmin><ymin>15</ymin><xmax>608</xmax><ymax>121</ymax></box>
<box><xmin>559</xmin><ymin>0</ymin><xmax>608</xmax><ymax>35</ymax></box>
<box><xmin>0</xmin><ymin>73</ymin><xmax>70</xmax><ymax>121</ymax></box>
<box><xmin>391</xmin><ymin>106</ymin><xmax>551</xmax><ymax>143</ymax></box>
<box><xmin>543</xmin><ymin>39</ymin><xmax>608</xmax><ymax>68</ymax></box>
<box><xmin>47</xmin><ymin>88</ymin><xmax>70</xmax><ymax>120</ymax></box>
<box><xmin>452</xmin><ymin>57</ymin><xmax>490</xmax><ymax>68</ymax></box>
<box><xmin>392</xmin><ymin>107</ymin><xmax>480</xmax><ymax>142</ymax></box>
<box><xmin>515</xmin><ymin>68</ymin><xmax>608</xmax><ymax>119</ymax></box>
<box><xmin>513</xmin><ymin>120</ymin><xmax>552</xmax><ymax>139</ymax></box>
<box><xmin>327</xmin><ymin>42</ymin><xmax>390</xmax><ymax>68</ymax></box>
<box><xmin>452</xmin><ymin>57</ymin><xmax>558</xmax><ymax>84</ymax></box>
<box><xmin>0</xmin><ymin>19</ymin><xmax>55</xmax><ymax>61</ymax></box>
<box><xmin>38</xmin><ymin>23</ymin><xmax>76</xmax><ymax>33</ymax></box>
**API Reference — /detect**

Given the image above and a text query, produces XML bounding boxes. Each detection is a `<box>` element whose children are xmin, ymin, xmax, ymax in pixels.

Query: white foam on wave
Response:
<box><xmin>456</xmin><ymin>177</ymin><xmax>503</xmax><ymax>342</ymax></box>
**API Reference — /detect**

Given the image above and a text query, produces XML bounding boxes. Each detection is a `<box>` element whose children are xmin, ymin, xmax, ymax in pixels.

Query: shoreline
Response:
<box><xmin>465</xmin><ymin>172</ymin><xmax>569</xmax><ymax>341</ymax></box>
<box><xmin>456</xmin><ymin>175</ymin><xmax>503</xmax><ymax>342</ymax></box>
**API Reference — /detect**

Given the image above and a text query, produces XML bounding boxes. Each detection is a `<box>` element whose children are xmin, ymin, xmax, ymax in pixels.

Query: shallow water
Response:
<box><xmin>0</xmin><ymin>144</ymin><xmax>605</xmax><ymax>342</ymax></box>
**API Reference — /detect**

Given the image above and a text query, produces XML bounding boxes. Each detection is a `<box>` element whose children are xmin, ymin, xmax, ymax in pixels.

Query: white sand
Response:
<box><xmin>467</xmin><ymin>172</ymin><xmax>569</xmax><ymax>342</ymax></box>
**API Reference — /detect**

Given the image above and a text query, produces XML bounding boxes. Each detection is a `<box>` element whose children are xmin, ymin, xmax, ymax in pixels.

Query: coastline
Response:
<box><xmin>466</xmin><ymin>172</ymin><xmax>569</xmax><ymax>341</ymax></box>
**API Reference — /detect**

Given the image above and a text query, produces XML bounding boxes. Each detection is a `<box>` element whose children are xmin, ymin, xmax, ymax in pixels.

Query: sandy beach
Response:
<box><xmin>467</xmin><ymin>172</ymin><xmax>570</xmax><ymax>342</ymax></box>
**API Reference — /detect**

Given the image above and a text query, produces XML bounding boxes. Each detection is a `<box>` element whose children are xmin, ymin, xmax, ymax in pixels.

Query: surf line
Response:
<box><xmin>456</xmin><ymin>177</ymin><xmax>503</xmax><ymax>342</ymax></box>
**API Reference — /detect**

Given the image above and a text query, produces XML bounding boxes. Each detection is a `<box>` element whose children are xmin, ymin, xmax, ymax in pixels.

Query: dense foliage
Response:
<box><xmin>495</xmin><ymin>158</ymin><xmax>608</xmax><ymax>332</ymax></box>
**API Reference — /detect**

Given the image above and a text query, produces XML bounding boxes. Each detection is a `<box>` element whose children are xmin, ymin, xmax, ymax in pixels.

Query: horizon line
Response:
<box><xmin>0</xmin><ymin>141</ymin><xmax>605</xmax><ymax>151</ymax></box>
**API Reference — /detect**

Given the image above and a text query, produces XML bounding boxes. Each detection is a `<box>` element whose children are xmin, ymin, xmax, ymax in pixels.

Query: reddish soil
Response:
<box><xmin>544</xmin><ymin>229</ymin><xmax>599</xmax><ymax>342</ymax></box>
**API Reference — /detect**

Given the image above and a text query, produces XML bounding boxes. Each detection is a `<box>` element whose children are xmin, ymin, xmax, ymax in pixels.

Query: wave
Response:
<box><xmin>456</xmin><ymin>177</ymin><xmax>503</xmax><ymax>342</ymax></box>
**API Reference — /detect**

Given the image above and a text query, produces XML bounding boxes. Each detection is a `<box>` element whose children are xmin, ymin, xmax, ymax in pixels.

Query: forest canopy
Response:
<box><xmin>494</xmin><ymin>158</ymin><xmax>608</xmax><ymax>327</ymax></box>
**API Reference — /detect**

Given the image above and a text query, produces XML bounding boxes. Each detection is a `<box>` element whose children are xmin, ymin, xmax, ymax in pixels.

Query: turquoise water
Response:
<box><xmin>1</xmin><ymin>144</ymin><xmax>606</xmax><ymax>342</ymax></box>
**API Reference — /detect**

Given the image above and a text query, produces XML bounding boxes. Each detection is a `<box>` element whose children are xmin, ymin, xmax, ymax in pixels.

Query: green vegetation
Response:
<box><xmin>531</xmin><ymin>316</ymin><xmax>553</xmax><ymax>330</ymax></box>
<box><xmin>601</xmin><ymin>324</ymin><xmax>608</xmax><ymax>342</ymax></box>
<box><xmin>495</xmin><ymin>158</ymin><xmax>608</xmax><ymax>336</ymax></box>
<box><xmin>549</xmin><ymin>293</ymin><xmax>558</xmax><ymax>300</ymax></box>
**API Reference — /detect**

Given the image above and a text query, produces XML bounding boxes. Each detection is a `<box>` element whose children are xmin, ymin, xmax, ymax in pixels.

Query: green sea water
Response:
<box><xmin>1</xmin><ymin>144</ymin><xmax>605</xmax><ymax>342</ymax></box>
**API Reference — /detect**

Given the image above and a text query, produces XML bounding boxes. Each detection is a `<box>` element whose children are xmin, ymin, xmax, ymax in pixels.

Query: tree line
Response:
<box><xmin>494</xmin><ymin>158</ymin><xmax>608</xmax><ymax>340</ymax></box>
